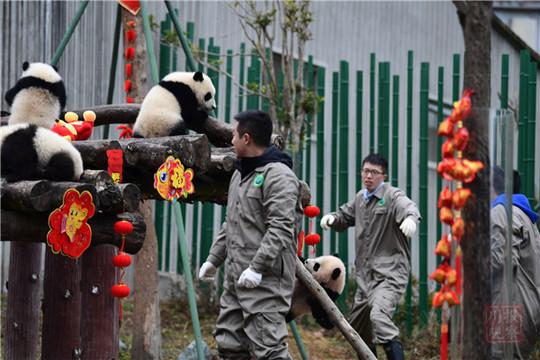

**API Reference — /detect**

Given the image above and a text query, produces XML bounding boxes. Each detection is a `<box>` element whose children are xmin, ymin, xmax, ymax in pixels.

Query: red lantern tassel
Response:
<box><xmin>441</xmin><ymin>323</ymin><xmax>448</xmax><ymax>360</ymax></box>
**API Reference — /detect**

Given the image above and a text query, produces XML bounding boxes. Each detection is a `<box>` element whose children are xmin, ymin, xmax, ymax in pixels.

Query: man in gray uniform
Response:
<box><xmin>320</xmin><ymin>153</ymin><xmax>420</xmax><ymax>360</ymax></box>
<box><xmin>490</xmin><ymin>166</ymin><xmax>540</xmax><ymax>359</ymax></box>
<box><xmin>198</xmin><ymin>110</ymin><xmax>301</xmax><ymax>360</ymax></box>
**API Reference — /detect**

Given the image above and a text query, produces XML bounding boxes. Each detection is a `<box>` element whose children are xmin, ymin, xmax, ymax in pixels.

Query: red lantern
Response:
<box><xmin>125</xmin><ymin>29</ymin><xmax>136</xmax><ymax>42</ymax></box>
<box><xmin>437</xmin><ymin>186</ymin><xmax>453</xmax><ymax>209</ymax></box>
<box><xmin>124</xmin><ymin>79</ymin><xmax>132</xmax><ymax>93</ymax></box>
<box><xmin>111</xmin><ymin>283</ymin><xmax>130</xmax><ymax>298</ymax></box>
<box><xmin>126</xmin><ymin>96</ymin><xmax>134</xmax><ymax>104</ymax></box>
<box><xmin>304</xmin><ymin>233</ymin><xmax>321</xmax><ymax>246</ymax></box>
<box><xmin>113</xmin><ymin>252</ymin><xmax>132</xmax><ymax>268</ymax></box>
<box><xmin>114</xmin><ymin>220</ymin><xmax>133</xmax><ymax>235</ymax></box>
<box><xmin>453</xmin><ymin>127</ymin><xmax>470</xmax><ymax>151</ymax></box>
<box><xmin>304</xmin><ymin>205</ymin><xmax>320</xmax><ymax>218</ymax></box>
<box><xmin>125</xmin><ymin>63</ymin><xmax>133</xmax><ymax>78</ymax></box>
<box><xmin>125</xmin><ymin>47</ymin><xmax>135</xmax><ymax>60</ymax></box>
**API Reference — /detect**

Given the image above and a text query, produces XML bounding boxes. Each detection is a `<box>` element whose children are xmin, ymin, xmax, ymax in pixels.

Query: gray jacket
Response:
<box><xmin>330</xmin><ymin>183</ymin><xmax>420</xmax><ymax>291</ymax></box>
<box><xmin>207</xmin><ymin>162</ymin><xmax>301</xmax><ymax>287</ymax></box>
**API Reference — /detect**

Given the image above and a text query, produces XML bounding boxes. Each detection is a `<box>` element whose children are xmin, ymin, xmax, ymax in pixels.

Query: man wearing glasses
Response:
<box><xmin>320</xmin><ymin>153</ymin><xmax>420</xmax><ymax>360</ymax></box>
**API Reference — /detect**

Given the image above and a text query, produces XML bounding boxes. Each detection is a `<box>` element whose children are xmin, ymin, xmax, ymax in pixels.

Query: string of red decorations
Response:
<box><xmin>117</xmin><ymin>19</ymin><xmax>136</xmax><ymax>139</ymax></box>
<box><xmin>297</xmin><ymin>205</ymin><xmax>321</xmax><ymax>256</ymax></box>
<box><xmin>111</xmin><ymin>219</ymin><xmax>133</xmax><ymax>321</ymax></box>
<box><xmin>432</xmin><ymin>89</ymin><xmax>484</xmax><ymax>359</ymax></box>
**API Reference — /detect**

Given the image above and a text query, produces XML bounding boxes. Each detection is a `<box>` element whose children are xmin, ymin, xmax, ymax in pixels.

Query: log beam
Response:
<box><xmin>1</xmin><ymin>210</ymin><xmax>145</xmax><ymax>254</ymax></box>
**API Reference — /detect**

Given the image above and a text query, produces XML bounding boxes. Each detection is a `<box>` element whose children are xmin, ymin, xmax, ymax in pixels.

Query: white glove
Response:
<box><xmin>400</xmin><ymin>217</ymin><xmax>417</xmax><ymax>237</ymax></box>
<box><xmin>320</xmin><ymin>214</ymin><xmax>336</xmax><ymax>230</ymax></box>
<box><xmin>237</xmin><ymin>267</ymin><xmax>262</xmax><ymax>288</ymax></box>
<box><xmin>198</xmin><ymin>261</ymin><xmax>217</xmax><ymax>281</ymax></box>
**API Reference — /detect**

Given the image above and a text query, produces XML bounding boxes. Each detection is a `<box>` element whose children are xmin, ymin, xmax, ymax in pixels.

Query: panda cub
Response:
<box><xmin>286</xmin><ymin>255</ymin><xmax>346</xmax><ymax>329</ymax></box>
<box><xmin>133</xmin><ymin>71</ymin><xmax>216</xmax><ymax>138</ymax></box>
<box><xmin>5</xmin><ymin>61</ymin><xmax>66</xmax><ymax>129</ymax></box>
<box><xmin>1</xmin><ymin>61</ymin><xmax>82</xmax><ymax>182</ymax></box>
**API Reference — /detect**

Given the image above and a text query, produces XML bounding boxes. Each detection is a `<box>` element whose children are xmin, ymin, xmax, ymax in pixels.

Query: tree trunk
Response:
<box><xmin>131</xmin><ymin>201</ymin><xmax>162</xmax><ymax>360</ymax></box>
<box><xmin>3</xmin><ymin>243</ymin><xmax>42</xmax><ymax>360</ymax></box>
<box><xmin>453</xmin><ymin>1</ymin><xmax>492</xmax><ymax>358</ymax></box>
<box><xmin>126</xmin><ymin>6</ymin><xmax>162</xmax><ymax>359</ymax></box>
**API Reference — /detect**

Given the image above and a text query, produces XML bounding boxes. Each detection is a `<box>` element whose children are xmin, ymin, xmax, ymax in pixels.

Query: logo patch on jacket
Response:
<box><xmin>378</xmin><ymin>198</ymin><xmax>385</xmax><ymax>206</ymax></box>
<box><xmin>253</xmin><ymin>174</ymin><xmax>264</xmax><ymax>188</ymax></box>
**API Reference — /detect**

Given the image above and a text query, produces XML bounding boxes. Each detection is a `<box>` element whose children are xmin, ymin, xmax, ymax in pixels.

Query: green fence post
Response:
<box><xmin>225</xmin><ymin>49</ymin><xmax>233</xmax><ymax>123</ymax></box>
<box><xmin>370</xmin><ymin>53</ymin><xmax>376</xmax><ymax>153</ymax></box>
<box><xmin>316</xmin><ymin>67</ymin><xmax>326</xmax><ymax>257</ymax></box>
<box><xmin>392</xmin><ymin>75</ymin><xmax>399</xmax><ymax>186</ymax></box>
<box><xmin>338</xmin><ymin>60</ymin><xmax>350</xmax><ymax>311</ymax></box>
<box><xmin>527</xmin><ymin>61</ymin><xmax>537</xmax><ymax>206</ymax></box>
<box><xmin>405</xmin><ymin>50</ymin><xmax>414</xmax><ymax>336</ymax></box>
<box><xmin>140</xmin><ymin>1</ymin><xmax>159</xmax><ymax>84</ymax></box>
<box><xmin>238</xmin><ymin>43</ymin><xmax>246</xmax><ymax>112</ymax></box>
<box><xmin>290</xmin><ymin>321</ymin><xmax>309</xmax><ymax>360</ymax></box>
<box><xmin>518</xmin><ymin>50</ymin><xmax>529</xmax><ymax>187</ymax></box>
<box><xmin>501</xmin><ymin>54</ymin><xmax>509</xmax><ymax>110</ymax></box>
<box><xmin>356</xmin><ymin>70</ymin><xmax>364</xmax><ymax>190</ymax></box>
<box><xmin>303</xmin><ymin>55</ymin><xmax>314</xmax><ymax>258</ymax></box>
<box><xmin>419</xmin><ymin>62</ymin><xmax>429</xmax><ymax>328</ymax></box>
<box><xmin>436</xmin><ymin>67</ymin><xmax>444</xmax><ymax>265</ymax></box>
<box><xmin>330</xmin><ymin>72</ymin><xmax>339</xmax><ymax>254</ymax></box>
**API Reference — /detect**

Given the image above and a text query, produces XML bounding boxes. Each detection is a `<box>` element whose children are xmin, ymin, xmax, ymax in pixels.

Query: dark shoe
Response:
<box><xmin>383</xmin><ymin>340</ymin><xmax>404</xmax><ymax>360</ymax></box>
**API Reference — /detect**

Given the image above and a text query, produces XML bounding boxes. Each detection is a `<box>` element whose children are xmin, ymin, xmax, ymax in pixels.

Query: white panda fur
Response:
<box><xmin>286</xmin><ymin>255</ymin><xmax>346</xmax><ymax>329</ymax></box>
<box><xmin>0</xmin><ymin>123</ymin><xmax>83</xmax><ymax>182</ymax></box>
<box><xmin>133</xmin><ymin>71</ymin><xmax>216</xmax><ymax>138</ymax></box>
<box><xmin>4</xmin><ymin>62</ymin><xmax>66</xmax><ymax>129</ymax></box>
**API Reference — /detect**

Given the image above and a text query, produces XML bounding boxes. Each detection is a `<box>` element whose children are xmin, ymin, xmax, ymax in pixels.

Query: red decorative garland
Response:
<box><xmin>432</xmin><ymin>89</ymin><xmax>484</xmax><ymax>359</ymax></box>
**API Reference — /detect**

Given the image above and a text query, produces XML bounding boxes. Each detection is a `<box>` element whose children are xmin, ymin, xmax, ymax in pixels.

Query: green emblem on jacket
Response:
<box><xmin>378</xmin><ymin>198</ymin><xmax>385</xmax><ymax>206</ymax></box>
<box><xmin>253</xmin><ymin>174</ymin><xmax>265</xmax><ymax>188</ymax></box>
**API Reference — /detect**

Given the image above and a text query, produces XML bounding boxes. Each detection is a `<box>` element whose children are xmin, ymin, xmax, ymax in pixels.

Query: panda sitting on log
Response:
<box><xmin>133</xmin><ymin>71</ymin><xmax>216</xmax><ymax>138</ymax></box>
<box><xmin>1</xmin><ymin>62</ymin><xmax>83</xmax><ymax>182</ymax></box>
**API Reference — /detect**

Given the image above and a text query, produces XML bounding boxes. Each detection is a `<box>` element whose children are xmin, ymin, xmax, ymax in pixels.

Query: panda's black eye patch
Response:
<box><xmin>313</xmin><ymin>263</ymin><xmax>320</xmax><ymax>272</ymax></box>
<box><xmin>204</xmin><ymin>92</ymin><xmax>212</xmax><ymax>101</ymax></box>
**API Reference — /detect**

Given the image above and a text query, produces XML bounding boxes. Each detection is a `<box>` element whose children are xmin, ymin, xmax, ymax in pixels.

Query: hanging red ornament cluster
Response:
<box><xmin>297</xmin><ymin>205</ymin><xmax>321</xmax><ymax>256</ymax></box>
<box><xmin>432</xmin><ymin>89</ymin><xmax>485</xmax><ymax>360</ymax></box>
<box><xmin>111</xmin><ymin>220</ymin><xmax>133</xmax><ymax>300</ymax></box>
<box><xmin>117</xmin><ymin>19</ymin><xmax>137</xmax><ymax>139</ymax></box>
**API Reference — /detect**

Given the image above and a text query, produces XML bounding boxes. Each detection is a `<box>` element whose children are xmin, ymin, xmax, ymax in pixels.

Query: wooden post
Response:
<box><xmin>453</xmin><ymin>1</ymin><xmax>492</xmax><ymax>358</ymax></box>
<box><xmin>41</xmin><ymin>253</ymin><xmax>82</xmax><ymax>360</ymax></box>
<box><xmin>3</xmin><ymin>243</ymin><xmax>42</xmax><ymax>360</ymax></box>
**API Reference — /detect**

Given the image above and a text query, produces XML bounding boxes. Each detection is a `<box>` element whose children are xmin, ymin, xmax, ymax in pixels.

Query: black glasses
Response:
<box><xmin>361</xmin><ymin>168</ymin><xmax>384</xmax><ymax>176</ymax></box>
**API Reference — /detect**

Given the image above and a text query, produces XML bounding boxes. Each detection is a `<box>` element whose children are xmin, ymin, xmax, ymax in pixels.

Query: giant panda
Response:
<box><xmin>286</xmin><ymin>255</ymin><xmax>346</xmax><ymax>329</ymax></box>
<box><xmin>133</xmin><ymin>71</ymin><xmax>216</xmax><ymax>138</ymax></box>
<box><xmin>1</xmin><ymin>61</ymin><xmax>82</xmax><ymax>182</ymax></box>
<box><xmin>4</xmin><ymin>61</ymin><xmax>66</xmax><ymax>128</ymax></box>
<box><xmin>0</xmin><ymin>124</ymin><xmax>83</xmax><ymax>182</ymax></box>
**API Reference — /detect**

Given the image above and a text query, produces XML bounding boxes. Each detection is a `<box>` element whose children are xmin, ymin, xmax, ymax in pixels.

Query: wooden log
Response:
<box><xmin>79</xmin><ymin>170</ymin><xmax>140</xmax><ymax>213</ymax></box>
<box><xmin>2</xmin><ymin>105</ymin><xmax>285</xmax><ymax>150</ymax></box>
<box><xmin>208</xmin><ymin>147</ymin><xmax>236</xmax><ymax>177</ymax></box>
<box><xmin>0</xmin><ymin>180</ymin><xmax>51</xmax><ymax>212</ymax></box>
<box><xmin>4</xmin><ymin>243</ymin><xmax>42</xmax><ymax>360</ymax></box>
<box><xmin>41</xmin><ymin>251</ymin><xmax>82</xmax><ymax>360</ymax></box>
<box><xmin>295</xmin><ymin>257</ymin><xmax>376</xmax><ymax>360</ymax></box>
<box><xmin>81</xmin><ymin>245</ymin><xmax>119</xmax><ymax>360</ymax></box>
<box><xmin>1</xmin><ymin>210</ymin><xmax>146</xmax><ymax>255</ymax></box>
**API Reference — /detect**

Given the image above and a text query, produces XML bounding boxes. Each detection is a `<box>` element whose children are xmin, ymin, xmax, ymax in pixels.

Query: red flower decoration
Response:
<box><xmin>47</xmin><ymin>189</ymin><xmax>95</xmax><ymax>258</ymax></box>
<box><xmin>125</xmin><ymin>63</ymin><xmax>133</xmax><ymax>78</ymax></box>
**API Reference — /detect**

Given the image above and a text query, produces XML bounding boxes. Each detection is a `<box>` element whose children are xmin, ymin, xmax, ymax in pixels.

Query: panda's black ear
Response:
<box><xmin>193</xmin><ymin>71</ymin><xmax>204</xmax><ymax>82</ymax></box>
<box><xmin>331</xmin><ymin>268</ymin><xmax>342</xmax><ymax>280</ymax></box>
<box><xmin>52</xmin><ymin>64</ymin><xmax>59</xmax><ymax>72</ymax></box>
<box><xmin>332</xmin><ymin>253</ymin><xmax>340</xmax><ymax>258</ymax></box>
<box><xmin>22</xmin><ymin>61</ymin><xmax>30</xmax><ymax>71</ymax></box>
